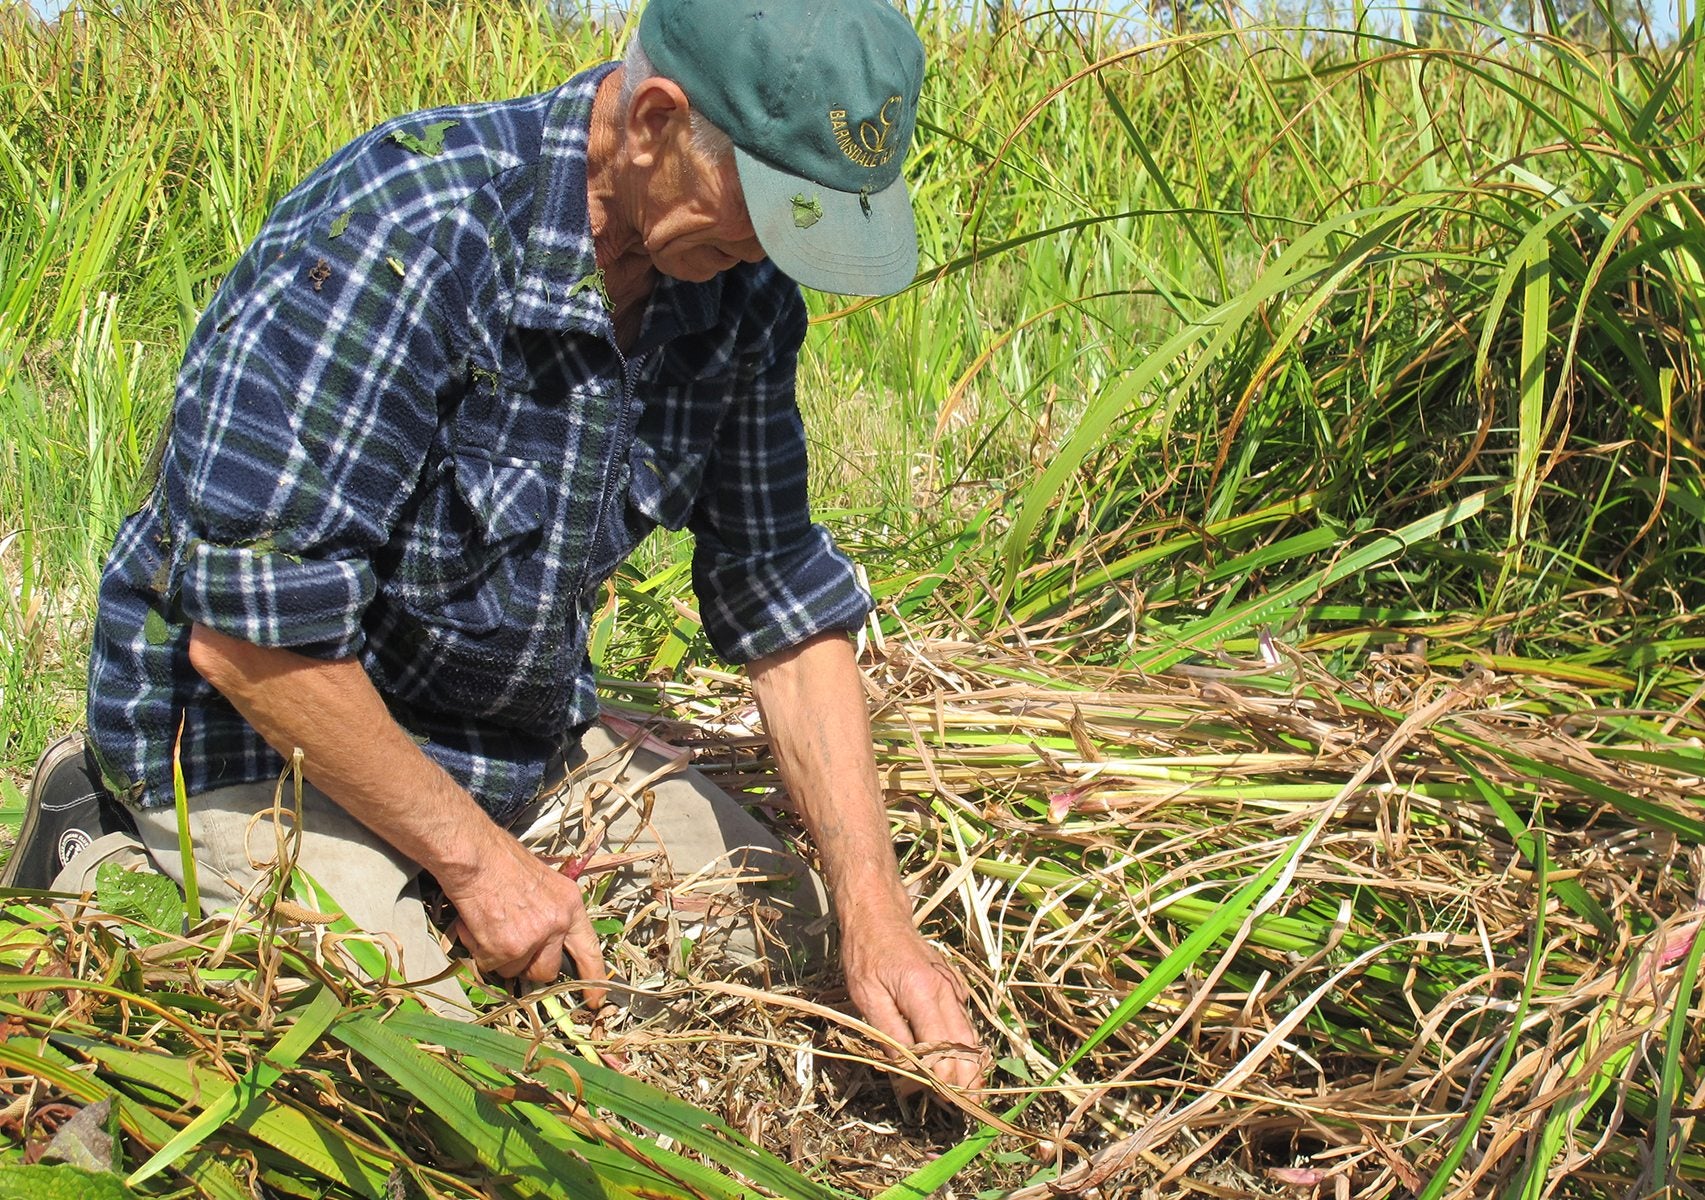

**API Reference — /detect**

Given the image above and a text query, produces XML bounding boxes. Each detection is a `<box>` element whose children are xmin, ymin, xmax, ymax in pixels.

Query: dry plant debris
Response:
<box><xmin>0</xmin><ymin>633</ymin><xmax>1699</xmax><ymax>1199</ymax></box>
<box><xmin>577</xmin><ymin>633</ymin><xmax>1705</xmax><ymax>1198</ymax></box>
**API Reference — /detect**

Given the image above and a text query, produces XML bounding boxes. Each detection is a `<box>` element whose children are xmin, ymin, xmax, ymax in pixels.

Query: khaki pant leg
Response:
<box><xmin>51</xmin><ymin>831</ymin><xmax>153</xmax><ymax>893</ymax></box>
<box><xmin>509</xmin><ymin>723</ymin><xmax>832</xmax><ymax>985</ymax></box>
<box><xmin>128</xmin><ymin>781</ymin><xmax>470</xmax><ymax>1016</ymax></box>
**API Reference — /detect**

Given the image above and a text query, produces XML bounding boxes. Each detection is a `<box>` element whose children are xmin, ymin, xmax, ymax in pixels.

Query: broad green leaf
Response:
<box><xmin>0</xmin><ymin>1043</ymin><xmax>250</xmax><ymax>1200</ymax></box>
<box><xmin>0</xmin><ymin>1164</ymin><xmax>139</xmax><ymax>1200</ymax></box>
<box><xmin>142</xmin><ymin>609</ymin><xmax>169</xmax><ymax>646</ymax></box>
<box><xmin>127</xmin><ymin>986</ymin><xmax>342</xmax><ymax>1186</ymax></box>
<box><xmin>65</xmin><ymin>1039</ymin><xmax>392</xmax><ymax>1199</ymax></box>
<box><xmin>382</xmin><ymin>1009</ymin><xmax>848</xmax><ymax>1200</ymax></box>
<box><xmin>388</xmin><ymin>119</ymin><xmax>458</xmax><ymax>156</ymax></box>
<box><xmin>93</xmin><ymin>864</ymin><xmax>182</xmax><ymax>946</ymax></box>
<box><xmin>332</xmin><ymin>1014</ymin><xmax>631</xmax><ymax>1199</ymax></box>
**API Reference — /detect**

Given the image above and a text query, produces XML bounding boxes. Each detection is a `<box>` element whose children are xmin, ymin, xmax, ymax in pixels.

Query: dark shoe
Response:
<box><xmin>1</xmin><ymin>733</ymin><xmax>138</xmax><ymax>889</ymax></box>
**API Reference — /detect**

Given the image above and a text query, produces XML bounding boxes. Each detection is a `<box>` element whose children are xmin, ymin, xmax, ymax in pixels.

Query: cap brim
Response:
<box><xmin>736</xmin><ymin>146</ymin><xmax>918</xmax><ymax>298</ymax></box>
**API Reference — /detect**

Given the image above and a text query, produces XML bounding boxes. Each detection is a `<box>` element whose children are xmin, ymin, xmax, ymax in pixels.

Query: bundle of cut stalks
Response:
<box><xmin>593</xmin><ymin>629</ymin><xmax>1705</xmax><ymax>1198</ymax></box>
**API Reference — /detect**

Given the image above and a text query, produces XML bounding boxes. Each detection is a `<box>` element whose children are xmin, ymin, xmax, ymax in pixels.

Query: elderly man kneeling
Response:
<box><xmin>7</xmin><ymin>0</ymin><xmax>984</xmax><ymax>1093</ymax></box>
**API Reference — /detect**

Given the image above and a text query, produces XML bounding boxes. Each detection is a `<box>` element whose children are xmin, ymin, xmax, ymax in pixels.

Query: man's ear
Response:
<box><xmin>624</xmin><ymin>76</ymin><xmax>691</xmax><ymax>168</ymax></box>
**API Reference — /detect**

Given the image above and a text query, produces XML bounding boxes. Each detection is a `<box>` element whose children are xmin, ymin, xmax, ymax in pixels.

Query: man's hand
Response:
<box><xmin>188</xmin><ymin>624</ymin><xmax>608</xmax><ymax>1007</ymax></box>
<box><xmin>440</xmin><ymin>830</ymin><xmax>609</xmax><ymax>1005</ymax></box>
<box><xmin>843</xmin><ymin>916</ymin><xmax>985</xmax><ymax>1093</ymax></box>
<box><xmin>750</xmin><ymin>633</ymin><xmax>988</xmax><ymax>1095</ymax></box>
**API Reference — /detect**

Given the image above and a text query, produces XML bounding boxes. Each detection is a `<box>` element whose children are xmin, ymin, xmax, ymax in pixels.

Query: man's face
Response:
<box><xmin>640</xmin><ymin>124</ymin><xmax>766</xmax><ymax>283</ymax></box>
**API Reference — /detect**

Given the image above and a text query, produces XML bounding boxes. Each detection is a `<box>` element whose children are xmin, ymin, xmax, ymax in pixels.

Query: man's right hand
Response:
<box><xmin>187</xmin><ymin>624</ymin><xmax>609</xmax><ymax>1009</ymax></box>
<box><xmin>440</xmin><ymin>832</ymin><xmax>609</xmax><ymax>1005</ymax></box>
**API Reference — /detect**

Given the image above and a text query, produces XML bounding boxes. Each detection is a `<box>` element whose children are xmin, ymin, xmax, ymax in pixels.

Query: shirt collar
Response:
<box><xmin>513</xmin><ymin>63</ymin><xmax>614</xmax><ymax>333</ymax></box>
<box><xmin>634</xmin><ymin>271</ymin><xmax>724</xmax><ymax>352</ymax></box>
<box><xmin>514</xmin><ymin>61</ymin><xmax>727</xmax><ymax>344</ymax></box>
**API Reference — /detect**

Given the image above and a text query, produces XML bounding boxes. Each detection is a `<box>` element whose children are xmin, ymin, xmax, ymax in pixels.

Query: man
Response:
<box><xmin>4</xmin><ymin>0</ymin><xmax>984</xmax><ymax>1091</ymax></box>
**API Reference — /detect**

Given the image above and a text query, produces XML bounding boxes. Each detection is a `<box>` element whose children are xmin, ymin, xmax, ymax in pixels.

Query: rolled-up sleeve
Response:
<box><xmin>169</xmin><ymin>214</ymin><xmax>466</xmax><ymax>659</ymax></box>
<box><xmin>689</xmin><ymin>288</ymin><xmax>873</xmax><ymax>663</ymax></box>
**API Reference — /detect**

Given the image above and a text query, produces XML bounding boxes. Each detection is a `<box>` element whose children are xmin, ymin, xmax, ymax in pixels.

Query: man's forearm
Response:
<box><xmin>747</xmin><ymin>631</ymin><xmax>912</xmax><ymax>930</ymax></box>
<box><xmin>185</xmin><ymin>623</ymin><xmax>503</xmax><ymax>886</ymax></box>
<box><xmin>750</xmin><ymin>630</ymin><xmax>985</xmax><ymax>1091</ymax></box>
<box><xmin>185</xmin><ymin>623</ymin><xmax>608</xmax><ymax>989</ymax></box>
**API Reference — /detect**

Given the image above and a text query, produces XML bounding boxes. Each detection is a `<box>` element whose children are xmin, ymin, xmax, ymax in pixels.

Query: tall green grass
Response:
<box><xmin>10</xmin><ymin>1</ymin><xmax>1696</xmax><ymax>724</ymax></box>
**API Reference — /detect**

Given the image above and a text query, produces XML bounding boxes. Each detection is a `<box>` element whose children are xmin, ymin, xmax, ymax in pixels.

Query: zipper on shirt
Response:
<box><xmin>615</xmin><ymin>344</ymin><xmax>646</xmax><ymax>487</ymax></box>
<box><xmin>586</xmin><ymin>344</ymin><xmax>646</xmax><ymax>566</ymax></box>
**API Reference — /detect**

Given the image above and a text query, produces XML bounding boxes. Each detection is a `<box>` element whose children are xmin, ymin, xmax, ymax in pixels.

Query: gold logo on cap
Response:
<box><xmin>829</xmin><ymin>96</ymin><xmax>902</xmax><ymax>170</ymax></box>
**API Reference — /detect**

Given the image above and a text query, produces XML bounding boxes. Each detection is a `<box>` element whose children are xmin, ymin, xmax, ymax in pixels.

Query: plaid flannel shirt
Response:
<box><xmin>87</xmin><ymin>63</ymin><xmax>872</xmax><ymax>825</ymax></box>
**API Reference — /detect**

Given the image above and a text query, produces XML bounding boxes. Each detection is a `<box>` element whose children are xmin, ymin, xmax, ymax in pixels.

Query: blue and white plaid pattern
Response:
<box><xmin>88</xmin><ymin>64</ymin><xmax>872</xmax><ymax>825</ymax></box>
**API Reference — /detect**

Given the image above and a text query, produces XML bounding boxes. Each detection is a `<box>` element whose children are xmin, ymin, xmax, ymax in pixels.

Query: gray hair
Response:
<box><xmin>619</xmin><ymin>38</ymin><xmax>736</xmax><ymax>162</ymax></box>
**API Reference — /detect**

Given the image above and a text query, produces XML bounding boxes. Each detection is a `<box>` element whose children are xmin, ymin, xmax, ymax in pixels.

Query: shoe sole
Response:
<box><xmin>0</xmin><ymin>731</ymin><xmax>90</xmax><ymax>889</ymax></box>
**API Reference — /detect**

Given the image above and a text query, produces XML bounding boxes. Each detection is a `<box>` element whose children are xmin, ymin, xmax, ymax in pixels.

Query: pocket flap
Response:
<box><xmin>450</xmin><ymin>454</ymin><xmax>548</xmax><ymax>544</ymax></box>
<box><xmin>627</xmin><ymin>446</ymin><xmax>704</xmax><ymax>532</ymax></box>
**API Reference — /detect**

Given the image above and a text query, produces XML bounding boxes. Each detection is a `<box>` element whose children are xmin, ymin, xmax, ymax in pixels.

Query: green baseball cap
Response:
<box><xmin>637</xmin><ymin>0</ymin><xmax>925</xmax><ymax>297</ymax></box>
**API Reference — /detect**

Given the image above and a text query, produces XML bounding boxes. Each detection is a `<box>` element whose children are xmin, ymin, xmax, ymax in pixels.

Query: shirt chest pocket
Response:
<box><xmin>626</xmin><ymin>441</ymin><xmax>707</xmax><ymax>533</ymax></box>
<box><xmin>381</xmin><ymin>450</ymin><xmax>551</xmax><ymax>635</ymax></box>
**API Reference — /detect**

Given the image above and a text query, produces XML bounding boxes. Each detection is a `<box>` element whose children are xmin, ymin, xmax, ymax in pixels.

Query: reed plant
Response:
<box><xmin>2</xmin><ymin>0</ymin><xmax>1703</xmax><ymax>1195</ymax></box>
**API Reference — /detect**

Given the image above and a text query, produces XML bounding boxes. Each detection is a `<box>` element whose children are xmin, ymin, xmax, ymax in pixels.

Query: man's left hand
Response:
<box><xmin>750</xmin><ymin>634</ymin><xmax>988</xmax><ymax>1095</ymax></box>
<box><xmin>841</xmin><ymin>915</ymin><xmax>987</xmax><ymax>1093</ymax></box>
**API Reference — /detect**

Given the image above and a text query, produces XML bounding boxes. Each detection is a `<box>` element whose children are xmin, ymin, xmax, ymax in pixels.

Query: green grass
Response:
<box><xmin>2</xmin><ymin>0</ymin><xmax>1704</xmax><ymax>1195</ymax></box>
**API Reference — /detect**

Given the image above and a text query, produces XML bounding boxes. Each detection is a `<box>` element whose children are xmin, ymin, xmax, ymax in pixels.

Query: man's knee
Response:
<box><xmin>526</xmin><ymin>723</ymin><xmax>835</xmax><ymax>981</ymax></box>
